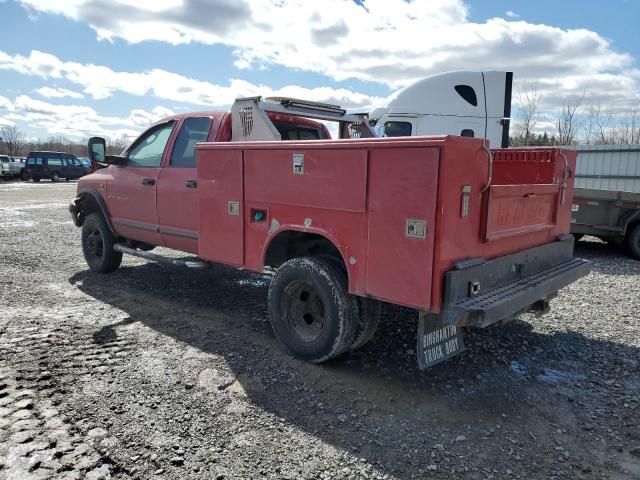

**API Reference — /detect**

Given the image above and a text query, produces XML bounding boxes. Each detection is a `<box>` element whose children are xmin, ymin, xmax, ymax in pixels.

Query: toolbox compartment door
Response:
<box><xmin>197</xmin><ymin>148</ymin><xmax>244</xmax><ymax>266</ymax></box>
<box><xmin>366</xmin><ymin>146</ymin><xmax>439</xmax><ymax>309</ymax></box>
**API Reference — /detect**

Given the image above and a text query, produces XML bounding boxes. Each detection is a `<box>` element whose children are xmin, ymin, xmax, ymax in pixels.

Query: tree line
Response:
<box><xmin>511</xmin><ymin>86</ymin><xmax>640</xmax><ymax>147</ymax></box>
<box><xmin>0</xmin><ymin>125</ymin><xmax>129</xmax><ymax>157</ymax></box>
<box><xmin>3</xmin><ymin>95</ymin><xmax>640</xmax><ymax>156</ymax></box>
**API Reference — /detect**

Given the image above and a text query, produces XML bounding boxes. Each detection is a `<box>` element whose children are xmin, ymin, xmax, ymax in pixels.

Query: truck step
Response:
<box><xmin>445</xmin><ymin>258</ymin><xmax>590</xmax><ymax>328</ymax></box>
<box><xmin>113</xmin><ymin>244</ymin><xmax>210</xmax><ymax>269</ymax></box>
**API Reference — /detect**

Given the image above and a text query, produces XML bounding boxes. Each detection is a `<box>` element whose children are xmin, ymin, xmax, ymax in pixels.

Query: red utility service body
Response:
<box><xmin>196</xmin><ymin>136</ymin><xmax>576</xmax><ymax>313</ymax></box>
<box><xmin>72</xmin><ymin>106</ymin><xmax>590</xmax><ymax>369</ymax></box>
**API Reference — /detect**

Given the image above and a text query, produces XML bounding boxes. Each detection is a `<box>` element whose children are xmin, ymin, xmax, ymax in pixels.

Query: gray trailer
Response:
<box><xmin>571</xmin><ymin>144</ymin><xmax>640</xmax><ymax>259</ymax></box>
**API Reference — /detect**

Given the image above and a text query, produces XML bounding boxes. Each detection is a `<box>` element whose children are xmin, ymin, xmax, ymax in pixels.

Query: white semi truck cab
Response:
<box><xmin>370</xmin><ymin>71</ymin><xmax>513</xmax><ymax>148</ymax></box>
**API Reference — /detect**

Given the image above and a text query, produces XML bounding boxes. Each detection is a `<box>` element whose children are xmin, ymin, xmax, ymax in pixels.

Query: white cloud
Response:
<box><xmin>14</xmin><ymin>0</ymin><xmax>637</xmax><ymax>87</ymax></box>
<box><xmin>11</xmin><ymin>0</ymin><xmax>639</xmax><ymax>122</ymax></box>
<box><xmin>34</xmin><ymin>86</ymin><xmax>84</xmax><ymax>99</ymax></box>
<box><xmin>0</xmin><ymin>49</ymin><xmax>383</xmax><ymax>109</ymax></box>
<box><xmin>1</xmin><ymin>95</ymin><xmax>174</xmax><ymax>139</ymax></box>
<box><xmin>5</xmin><ymin>0</ymin><xmax>640</xmax><ymax>140</ymax></box>
<box><xmin>0</xmin><ymin>95</ymin><xmax>14</xmax><ymax>111</ymax></box>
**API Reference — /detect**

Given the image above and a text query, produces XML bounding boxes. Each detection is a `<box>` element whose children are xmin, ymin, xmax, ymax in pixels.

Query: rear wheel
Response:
<box><xmin>268</xmin><ymin>257</ymin><xmax>357</xmax><ymax>363</ymax></box>
<box><xmin>81</xmin><ymin>213</ymin><xmax>122</xmax><ymax>273</ymax></box>
<box><xmin>350</xmin><ymin>297</ymin><xmax>382</xmax><ymax>351</ymax></box>
<box><xmin>32</xmin><ymin>177</ymin><xmax>40</xmax><ymax>183</ymax></box>
<box><xmin>626</xmin><ymin>224</ymin><xmax>640</xmax><ymax>260</ymax></box>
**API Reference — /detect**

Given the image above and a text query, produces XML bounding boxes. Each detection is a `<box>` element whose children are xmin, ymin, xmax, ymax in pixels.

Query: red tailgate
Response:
<box><xmin>485</xmin><ymin>148</ymin><xmax>572</xmax><ymax>241</ymax></box>
<box><xmin>430</xmin><ymin>141</ymin><xmax>577</xmax><ymax>313</ymax></box>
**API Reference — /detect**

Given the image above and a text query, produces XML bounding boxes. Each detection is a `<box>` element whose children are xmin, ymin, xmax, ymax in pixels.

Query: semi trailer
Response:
<box><xmin>571</xmin><ymin>144</ymin><xmax>640</xmax><ymax>259</ymax></box>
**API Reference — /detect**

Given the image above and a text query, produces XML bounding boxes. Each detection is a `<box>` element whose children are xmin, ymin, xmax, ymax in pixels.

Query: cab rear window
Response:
<box><xmin>272</xmin><ymin>121</ymin><xmax>327</xmax><ymax>140</ymax></box>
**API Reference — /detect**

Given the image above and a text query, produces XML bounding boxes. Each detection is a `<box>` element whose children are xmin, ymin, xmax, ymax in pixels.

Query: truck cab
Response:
<box><xmin>371</xmin><ymin>71</ymin><xmax>512</xmax><ymax>148</ymax></box>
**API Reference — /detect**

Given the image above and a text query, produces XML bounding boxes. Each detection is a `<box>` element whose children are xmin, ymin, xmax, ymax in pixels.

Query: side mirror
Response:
<box><xmin>88</xmin><ymin>136</ymin><xmax>106</xmax><ymax>164</ymax></box>
<box><xmin>88</xmin><ymin>137</ymin><xmax>127</xmax><ymax>167</ymax></box>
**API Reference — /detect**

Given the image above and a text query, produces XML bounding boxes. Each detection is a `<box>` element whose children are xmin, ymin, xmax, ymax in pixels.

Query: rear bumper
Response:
<box><xmin>439</xmin><ymin>237</ymin><xmax>591</xmax><ymax>328</ymax></box>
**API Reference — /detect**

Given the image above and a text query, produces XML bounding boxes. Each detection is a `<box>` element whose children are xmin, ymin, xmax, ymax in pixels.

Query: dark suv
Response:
<box><xmin>23</xmin><ymin>151</ymin><xmax>89</xmax><ymax>182</ymax></box>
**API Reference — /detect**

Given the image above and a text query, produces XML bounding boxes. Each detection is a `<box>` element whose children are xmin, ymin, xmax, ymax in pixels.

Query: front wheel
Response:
<box><xmin>268</xmin><ymin>257</ymin><xmax>358</xmax><ymax>363</ymax></box>
<box><xmin>81</xmin><ymin>213</ymin><xmax>122</xmax><ymax>273</ymax></box>
<box><xmin>626</xmin><ymin>224</ymin><xmax>640</xmax><ymax>260</ymax></box>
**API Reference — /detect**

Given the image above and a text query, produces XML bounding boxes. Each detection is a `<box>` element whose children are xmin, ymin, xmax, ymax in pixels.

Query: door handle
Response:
<box><xmin>142</xmin><ymin>178</ymin><xmax>155</xmax><ymax>186</ymax></box>
<box><xmin>185</xmin><ymin>180</ymin><xmax>197</xmax><ymax>189</ymax></box>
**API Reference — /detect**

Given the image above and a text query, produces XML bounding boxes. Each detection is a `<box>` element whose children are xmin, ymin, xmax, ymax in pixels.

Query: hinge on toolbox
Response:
<box><xmin>461</xmin><ymin>185</ymin><xmax>471</xmax><ymax>217</ymax></box>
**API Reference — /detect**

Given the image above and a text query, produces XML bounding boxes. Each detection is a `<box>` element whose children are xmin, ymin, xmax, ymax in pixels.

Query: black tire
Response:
<box><xmin>65</xmin><ymin>177</ymin><xmax>70</xmax><ymax>182</ymax></box>
<box><xmin>32</xmin><ymin>177</ymin><xmax>40</xmax><ymax>183</ymax></box>
<box><xmin>51</xmin><ymin>172</ymin><xmax>61</xmax><ymax>182</ymax></box>
<box><xmin>268</xmin><ymin>257</ymin><xmax>358</xmax><ymax>363</ymax></box>
<box><xmin>81</xmin><ymin>213</ymin><xmax>122</xmax><ymax>273</ymax></box>
<box><xmin>625</xmin><ymin>224</ymin><xmax>640</xmax><ymax>260</ymax></box>
<box><xmin>350</xmin><ymin>297</ymin><xmax>382</xmax><ymax>351</ymax></box>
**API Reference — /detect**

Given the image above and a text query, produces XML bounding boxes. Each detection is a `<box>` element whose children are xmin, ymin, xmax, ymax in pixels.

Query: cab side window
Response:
<box><xmin>169</xmin><ymin>117</ymin><xmax>212</xmax><ymax>168</ymax></box>
<box><xmin>128</xmin><ymin>121</ymin><xmax>176</xmax><ymax>167</ymax></box>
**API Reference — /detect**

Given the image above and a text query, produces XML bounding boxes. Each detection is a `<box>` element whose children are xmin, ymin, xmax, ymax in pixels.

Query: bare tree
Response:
<box><xmin>585</xmin><ymin>103</ymin><xmax>614</xmax><ymax>144</ymax></box>
<box><xmin>0</xmin><ymin>125</ymin><xmax>26</xmax><ymax>156</ymax></box>
<box><xmin>514</xmin><ymin>84</ymin><xmax>542</xmax><ymax>146</ymax></box>
<box><xmin>616</xmin><ymin>108</ymin><xmax>640</xmax><ymax>145</ymax></box>
<box><xmin>555</xmin><ymin>93</ymin><xmax>584</xmax><ymax>145</ymax></box>
<box><xmin>107</xmin><ymin>134</ymin><xmax>131</xmax><ymax>155</ymax></box>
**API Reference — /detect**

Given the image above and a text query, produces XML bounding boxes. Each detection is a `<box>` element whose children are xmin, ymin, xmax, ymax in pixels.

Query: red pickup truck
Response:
<box><xmin>70</xmin><ymin>97</ymin><xmax>590</xmax><ymax>369</ymax></box>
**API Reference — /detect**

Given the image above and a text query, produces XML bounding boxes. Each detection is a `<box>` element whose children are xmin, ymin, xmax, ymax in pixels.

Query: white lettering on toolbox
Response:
<box><xmin>423</xmin><ymin>325</ymin><xmax>457</xmax><ymax>348</ymax></box>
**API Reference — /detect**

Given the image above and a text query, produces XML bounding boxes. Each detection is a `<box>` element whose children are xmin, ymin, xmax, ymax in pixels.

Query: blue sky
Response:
<box><xmin>0</xmin><ymin>0</ymin><xmax>638</xmax><ymax>140</ymax></box>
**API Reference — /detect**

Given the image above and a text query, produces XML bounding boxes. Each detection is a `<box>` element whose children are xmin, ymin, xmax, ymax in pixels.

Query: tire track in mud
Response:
<box><xmin>0</xmin><ymin>316</ymin><xmax>138</xmax><ymax>479</ymax></box>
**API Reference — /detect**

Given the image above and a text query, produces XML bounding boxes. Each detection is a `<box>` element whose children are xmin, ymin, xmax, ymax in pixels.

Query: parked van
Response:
<box><xmin>23</xmin><ymin>151</ymin><xmax>89</xmax><ymax>182</ymax></box>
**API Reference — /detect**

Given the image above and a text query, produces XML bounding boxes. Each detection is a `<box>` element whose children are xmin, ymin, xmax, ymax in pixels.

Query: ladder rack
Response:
<box><xmin>230</xmin><ymin>96</ymin><xmax>376</xmax><ymax>141</ymax></box>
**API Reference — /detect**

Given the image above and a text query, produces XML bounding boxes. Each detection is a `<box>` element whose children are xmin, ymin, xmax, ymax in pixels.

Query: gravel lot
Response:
<box><xmin>1</xmin><ymin>180</ymin><xmax>639</xmax><ymax>480</ymax></box>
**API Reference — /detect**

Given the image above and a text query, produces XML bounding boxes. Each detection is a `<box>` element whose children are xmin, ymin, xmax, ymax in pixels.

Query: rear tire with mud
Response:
<box><xmin>81</xmin><ymin>213</ymin><xmax>122</xmax><ymax>273</ymax></box>
<box><xmin>268</xmin><ymin>256</ymin><xmax>358</xmax><ymax>363</ymax></box>
<box><xmin>350</xmin><ymin>297</ymin><xmax>382</xmax><ymax>351</ymax></box>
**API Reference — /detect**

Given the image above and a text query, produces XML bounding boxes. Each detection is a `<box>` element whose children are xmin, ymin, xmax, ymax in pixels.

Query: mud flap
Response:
<box><xmin>417</xmin><ymin>313</ymin><xmax>466</xmax><ymax>370</ymax></box>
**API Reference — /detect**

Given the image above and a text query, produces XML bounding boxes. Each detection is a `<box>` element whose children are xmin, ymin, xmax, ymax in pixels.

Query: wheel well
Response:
<box><xmin>75</xmin><ymin>192</ymin><xmax>117</xmax><ymax>236</ymax></box>
<box><xmin>264</xmin><ymin>231</ymin><xmax>346</xmax><ymax>271</ymax></box>
<box><xmin>77</xmin><ymin>193</ymin><xmax>101</xmax><ymax>219</ymax></box>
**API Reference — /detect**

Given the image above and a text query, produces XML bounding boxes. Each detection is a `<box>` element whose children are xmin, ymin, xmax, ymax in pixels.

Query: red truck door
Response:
<box><xmin>107</xmin><ymin>121</ymin><xmax>176</xmax><ymax>246</ymax></box>
<box><xmin>156</xmin><ymin>116</ymin><xmax>214</xmax><ymax>253</ymax></box>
